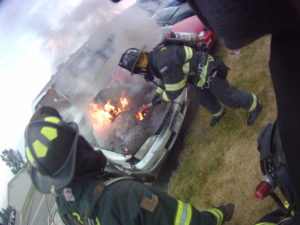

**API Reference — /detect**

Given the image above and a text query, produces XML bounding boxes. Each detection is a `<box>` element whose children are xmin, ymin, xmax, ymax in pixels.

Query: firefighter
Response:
<box><xmin>118</xmin><ymin>45</ymin><xmax>262</xmax><ymax>127</ymax></box>
<box><xmin>24</xmin><ymin>106</ymin><xmax>235</xmax><ymax>225</ymax></box>
<box><xmin>163</xmin><ymin>0</ymin><xmax>300</xmax><ymax>223</ymax></box>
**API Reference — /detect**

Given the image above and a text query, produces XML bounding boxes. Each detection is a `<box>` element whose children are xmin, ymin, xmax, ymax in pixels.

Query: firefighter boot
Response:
<box><xmin>216</xmin><ymin>203</ymin><xmax>235</xmax><ymax>224</ymax></box>
<box><xmin>210</xmin><ymin>108</ymin><xmax>227</xmax><ymax>127</ymax></box>
<box><xmin>247</xmin><ymin>101</ymin><xmax>262</xmax><ymax>125</ymax></box>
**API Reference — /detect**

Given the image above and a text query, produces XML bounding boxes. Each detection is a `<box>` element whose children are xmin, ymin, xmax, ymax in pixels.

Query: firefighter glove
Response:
<box><xmin>151</xmin><ymin>94</ymin><xmax>162</xmax><ymax>105</ymax></box>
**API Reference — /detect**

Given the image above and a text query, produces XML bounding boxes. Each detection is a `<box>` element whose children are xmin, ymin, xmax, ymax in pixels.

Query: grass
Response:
<box><xmin>167</xmin><ymin>36</ymin><xmax>279</xmax><ymax>225</ymax></box>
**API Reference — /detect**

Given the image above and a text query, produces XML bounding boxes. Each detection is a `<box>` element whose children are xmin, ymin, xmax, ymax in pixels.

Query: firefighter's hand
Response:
<box><xmin>144</xmin><ymin>73</ymin><xmax>154</xmax><ymax>82</ymax></box>
<box><xmin>151</xmin><ymin>94</ymin><xmax>162</xmax><ymax>105</ymax></box>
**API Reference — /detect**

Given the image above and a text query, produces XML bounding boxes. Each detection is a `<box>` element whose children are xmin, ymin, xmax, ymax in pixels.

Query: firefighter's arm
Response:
<box><xmin>93</xmin><ymin>180</ymin><xmax>223</xmax><ymax>225</ymax></box>
<box><xmin>156</xmin><ymin>45</ymin><xmax>192</xmax><ymax>102</ymax></box>
<box><xmin>156</xmin><ymin>65</ymin><xmax>187</xmax><ymax>102</ymax></box>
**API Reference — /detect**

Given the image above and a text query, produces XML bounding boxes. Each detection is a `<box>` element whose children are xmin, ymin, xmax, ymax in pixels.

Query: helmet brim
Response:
<box><xmin>29</xmin><ymin>122</ymin><xmax>79</xmax><ymax>194</ymax></box>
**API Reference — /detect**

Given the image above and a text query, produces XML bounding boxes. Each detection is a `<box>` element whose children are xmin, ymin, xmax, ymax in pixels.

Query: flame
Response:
<box><xmin>89</xmin><ymin>96</ymin><xmax>129</xmax><ymax>129</ymax></box>
<box><xmin>136</xmin><ymin>112</ymin><xmax>144</xmax><ymax>120</ymax></box>
<box><xmin>136</xmin><ymin>104</ymin><xmax>149</xmax><ymax>121</ymax></box>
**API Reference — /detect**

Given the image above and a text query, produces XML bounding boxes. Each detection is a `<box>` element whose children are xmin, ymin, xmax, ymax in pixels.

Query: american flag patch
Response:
<box><xmin>140</xmin><ymin>190</ymin><xmax>158</xmax><ymax>212</ymax></box>
<box><xmin>63</xmin><ymin>188</ymin><xmax>75</xmax><ymax>202</ymax></box>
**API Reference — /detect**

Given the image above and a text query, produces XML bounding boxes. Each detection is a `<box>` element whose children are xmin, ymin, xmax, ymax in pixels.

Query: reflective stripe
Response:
<box><xmin>255</xmin><ymin>223</ymin><xmax>276</xmax><ymax>225</ymax></box>
<box><xmin>156</xmin><ymin>87</ymin><xmax>164</xmax><ymax>94</ymax></box>
<box><xmin>33</xmin><ymin>140</ymin><xmax>48</xmax><ymax>158</ymax></box>
<box><xmin>25</xmin><ymin>147</ymin><xmax>35</xmax><ymax>164</ymax></box>
<box><xmin>96</xmin><ymin>217</ymin><xmax>101</xmax><ymax>225</ymax></box>
<box><xmin>184</xmin><ymin>46</ymin><xmax>193</xmax><ymax>61</ymax></box>
<box><xmin>182</xmin><ymin>62</ymin><xmax>190</xmax><ymax>74</ymax></box>
<box><xmin>284</xmin><ymin>201</ymin><xmax>295</xmax><ymax>216</ymax></box>
<box><xmin>41</xmin><ymin>126</ymin><xmax>58</xmax><ymax>141</ymax></box>
<box><xmin>44</xmin><ymin>116</ymin><xmax>60</xmax><ymax>124</ymax></box>
<box><xmin>162</xmin><ymin>91</ymin><xmax>170</xmax><ymax>102</ymax></box>
<box><xmin>207</xmin><ymin>208</ymin><xmax>223</xmax><ymax>225</ymax></box>
<box><xmin>197</xmin><ymin>55</ymin><xmax>214</xmax><ymax>88</ymax></box>
<box><xmin>212</xmin><ymin>108</ymin><xmax>223</xmax><ymax>117</ymax></box>
<box><xmin>248</xmin><ymin>94</ymin><xmax>257</xmax><ymax>112</ymax></box>
<box><xmin>165</xmin><ymin>77</ymin><xmax>187</xmax><ymax>91</ymax></box>
<box><xmin>72</xmin><ymin>212</ymin><xmax>83</xmax><ymax>224</ymax></box>
<box><xmin>175</xmin><ymin>200</ymin><xmax>192</xmax><ymax>225</ymax></box>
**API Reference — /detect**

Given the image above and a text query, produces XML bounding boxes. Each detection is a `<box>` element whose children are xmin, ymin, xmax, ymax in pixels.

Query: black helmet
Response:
<box><xmin>25</xmin><ymin>111</ymin><xmax>79</xmax><ymax>194</ymax></box>
<box><xmin>119</xmin><ymin>48</ymin><xmax>143</xmax><ymax>75</ymax></box>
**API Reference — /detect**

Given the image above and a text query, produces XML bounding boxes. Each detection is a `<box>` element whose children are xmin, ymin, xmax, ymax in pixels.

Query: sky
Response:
<box><xmin>0</xmin><ymin>0</ymin><xmax>136</xmax><ymax>209</ymax></box>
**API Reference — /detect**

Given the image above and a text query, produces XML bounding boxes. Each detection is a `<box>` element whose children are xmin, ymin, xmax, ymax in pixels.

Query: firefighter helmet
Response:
<box><xmin>119</xmin><ymin>48</ymin><xmax>143</xmax><ymax>74</ymax></box>
<box><xmin>25</xmin><ymin>114</ymin><xmax>79</xmax><ymax>194</ymax></box>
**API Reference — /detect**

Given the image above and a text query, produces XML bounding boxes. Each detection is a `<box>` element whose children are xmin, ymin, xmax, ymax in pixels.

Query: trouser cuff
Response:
<box><xmin>248</xmin><ymin>94</ymin><xmax>257</xmax><ymax>112</ymax></box>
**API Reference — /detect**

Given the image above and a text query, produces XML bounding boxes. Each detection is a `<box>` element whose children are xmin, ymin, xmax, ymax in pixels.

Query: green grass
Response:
<box><xmin>167</xmin><ymin>36</ymin><xmax>279</xmax><ymax>225</ymax></box>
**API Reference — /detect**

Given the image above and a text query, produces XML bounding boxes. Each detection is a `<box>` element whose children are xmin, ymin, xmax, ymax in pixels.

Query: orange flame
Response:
<box><xmin>136</xmin><ymin>104</ymin><xmax>150</xmax><ymax>121</ymax></box>
<box><xmin>89</xmin><ymin>96</ymin><xmax>129</xmax><ymax>129</ymax></box>
<box><xmin>136</xmin><ymin>112</ymin><xmax>144</xmax><ymax>120</ymax></box>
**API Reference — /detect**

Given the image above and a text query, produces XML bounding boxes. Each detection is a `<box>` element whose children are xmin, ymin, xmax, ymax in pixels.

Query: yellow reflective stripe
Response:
<box><xmin>156</xmin><ymin>87</ymin><xmax>163</xmax><ymax>94</ymax></box>
<box><xmin>41</xmin><ymin>126</ymin><xmax>58</xmax><ymax>141</ymax></box>
<box><xmin>44</xmin><ymin>116</ymin><xmax>60</xmax><ymax>124</ymax></box>
<box><xmin>249</xmin><ymin>94</ymin><xmax>257</xmax><ymax>111</ymax></box>
<box><xmin>197</xmin><ymin>56</ymin><xmax>214</xmax><ymax>88</ymax></box>
<box><xmin>184</xmin><ymin>46</ymin><xmax>193</xmax><ymax>61</ymax></box>
<box><xmin>212</xmin><ymin>108</ymin><xmax>223</xmax><ymax>117</ymax></box>
<box><xmin>182</xmin><ymin>62</ymin><xmax>190</xmax><ymax>74</ymax></box>
<box><xmin>25</xmin><ymin>147</ymin><xmax>35</xmax><ymax>164</ymax></box>
<box><xmin>256</xmin><ymin>223</ymin><xmax>276</xmax><ymax>225</ymax></box>
<box><xmin>284</xmin><ymin>201</ymin><xmax>295</xmax><ymax>216</ymax></box>
<box><xmin>72</xmin><ymin>212</ymin><xmax>83</xmax><ymax>224</ymax></box>
<box><xmin>185</xmin><ymin>204</ymin><xmax>192</xmax><ymax>225</ymax></box>
<box><xmin>175</xmin><ymin>200</ymin><xmax>192</xmax><ymax>225</ymax></box>
<box><xmin>175</xmin><ymin>200</ymin><xmax>183</xmax><ymax>225</ymax></box>
<box><xmin>165</xmin><ymin>77</ymin><xmax>187</xmax><ymax>91</ymax></box>
<box><xmin>207</xmin><ymin>208</ymin><xmax>223</xmax><ymax>225</ymax></box>
<box><xmin>33</xmin><ymin>140</ymin><xmax>48</xmax><ymax>158</ymax></box>
<box><xmin>96</xmin><ymin>217</ymin><xmax>101</xmax><ymax>225</ymax></box>
<box><xmin>162</xmin><ymin>91</ymin><xmax>170</xmax><ymax>102</ymax></box>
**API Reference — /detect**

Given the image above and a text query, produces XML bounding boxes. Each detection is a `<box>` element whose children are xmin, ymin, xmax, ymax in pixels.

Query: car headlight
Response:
<box><xmin>134</xmin><ymin>135</ymin><xmax>158</xmax><ymax>160</ymax></box>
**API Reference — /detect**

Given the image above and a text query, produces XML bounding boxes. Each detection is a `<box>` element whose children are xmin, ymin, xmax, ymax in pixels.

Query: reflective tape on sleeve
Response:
<box><xmin>175</xmin><ymin>200</ymin><xmax>192</xmax><ymax>225</ymax></box>
<box><xmin>156</xmin><ymin>87</ymin><xmax>164</xmax><ymax>94</ymax></box>
<box><xmin>162</xmin><ymin>91</ymin><xmax>171</xmax><ymax>102</ymax></box>
<box><xmin>165</xmin><ymin>77</ymin><xmax>187</xmax><ymax>91</ymax></box>
<box><xmin>207</xmin><ymin>208</ymin><xmax>223</xmax><ymax>225</ymax></box>
<box><xmin>184</xmin><ymin>46</ymin><xmax>193</xmax><ymax>61</ymax></box>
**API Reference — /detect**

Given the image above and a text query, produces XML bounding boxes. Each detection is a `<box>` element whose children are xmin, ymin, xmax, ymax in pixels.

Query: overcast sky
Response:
<box><xmin>0</xmin><ymin>0</ymin><xmax>136</xmax><ymax>210</ymax></box>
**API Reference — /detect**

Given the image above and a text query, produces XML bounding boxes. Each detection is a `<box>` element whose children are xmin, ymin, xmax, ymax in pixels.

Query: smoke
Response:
<box><xmin>49</xmin><ymin>3</ymin><xmax>165</xmax><ymax>115</ymax></box>
<box><xmin>33</xmin><ymin>0</ymin><xmax>137</xmax><ymax>68</ymax></box>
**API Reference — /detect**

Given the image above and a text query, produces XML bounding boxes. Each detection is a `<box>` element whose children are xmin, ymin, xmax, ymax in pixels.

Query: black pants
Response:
<box><xmin>256</xmin><ymin>208</ymin><xmax>294</xmax><ymax>224</ymax></box>
<box><xmin>196</xmin><ymin>76</ymin><xmax>254</xmax><ymax>115</ymax></box>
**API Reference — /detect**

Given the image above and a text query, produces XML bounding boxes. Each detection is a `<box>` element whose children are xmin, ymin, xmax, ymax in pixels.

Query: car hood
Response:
<box><xmin>82</xmin><ymin>83</ymin><xmax>172</xmax><ymax>156</ymax></box>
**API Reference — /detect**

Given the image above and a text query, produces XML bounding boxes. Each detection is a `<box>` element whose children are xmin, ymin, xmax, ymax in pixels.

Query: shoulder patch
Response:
<box><xmin>140</xmin><ymin>190</ymin><xmax>158</xmax><ymax>213</ymax></box>
<box><xmin>159</xmin><ymin>65</ymin><xmax>169</xmax><ymax>74</ymax></box>
<box><xmin>63</xmin><ymin>188</ymin><xmax>75</xmax><ymax>202</ymax></box>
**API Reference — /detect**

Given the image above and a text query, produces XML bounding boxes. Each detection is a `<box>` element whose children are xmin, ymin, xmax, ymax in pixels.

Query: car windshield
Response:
<box><xmin>153</xmin><ymin>6</ymin><xmax>179</xmax><ymax>22</ymax></box>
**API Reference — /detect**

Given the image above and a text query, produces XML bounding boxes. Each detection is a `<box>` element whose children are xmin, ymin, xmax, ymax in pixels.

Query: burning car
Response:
<box><xmin>79</xmin><ymin>82</ymin><xmax>188</xmax><ymax>175</ymax></box>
